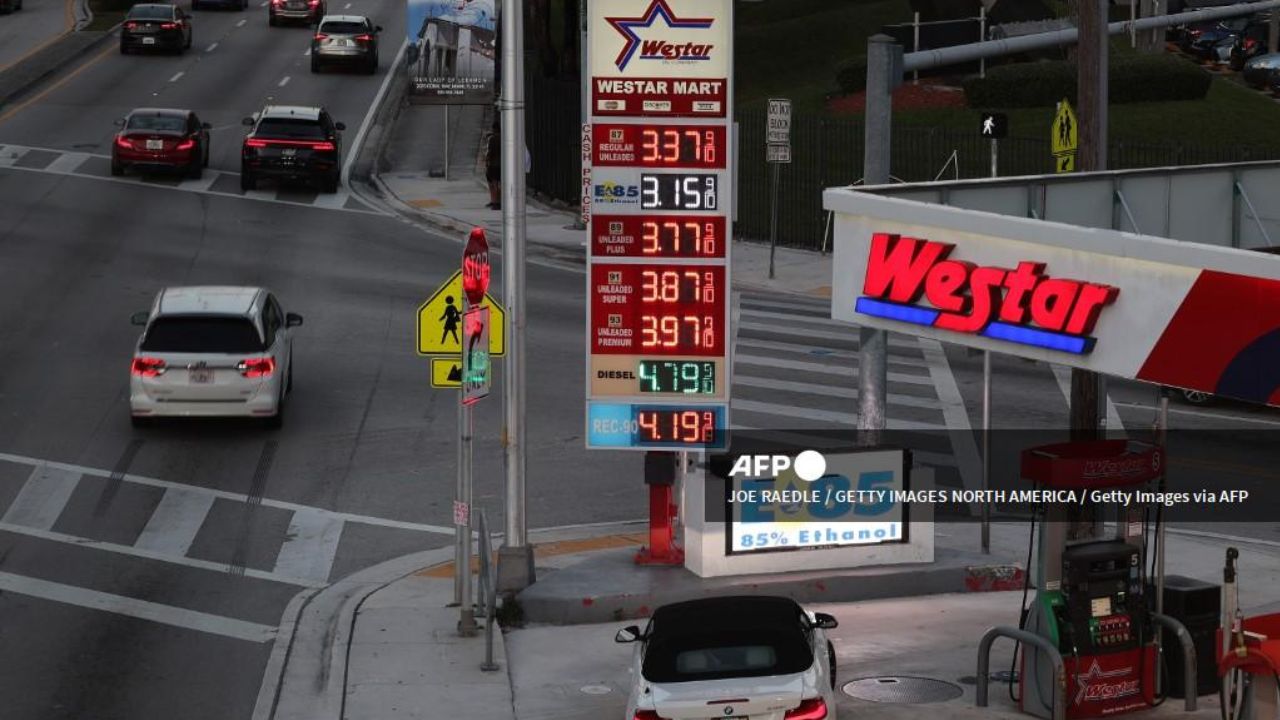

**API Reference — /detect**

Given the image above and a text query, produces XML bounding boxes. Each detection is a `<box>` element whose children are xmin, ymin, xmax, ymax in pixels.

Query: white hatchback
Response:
<box><xmin>618</xmin><ymin>596</ymin><xmax>839</xmax><ymax>720</ymax></box>
<box><xmin>129</xmin><ymin>286</ymin><xmax>301</xmax><ymax>428</ymax></box>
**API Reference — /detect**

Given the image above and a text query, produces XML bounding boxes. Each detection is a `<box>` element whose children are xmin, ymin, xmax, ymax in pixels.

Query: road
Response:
<box><xmin>0</xmin><ymin>0</ymin><xmax>73</xmax><ymax>74</ymax></box>
<box><xmin>0</xmin><ymin>4</ymin><xmax>640</xmax><ymax>718</ymax></box>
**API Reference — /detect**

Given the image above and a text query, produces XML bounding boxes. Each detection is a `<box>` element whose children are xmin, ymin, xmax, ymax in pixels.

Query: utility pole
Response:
<box><xmin>1071</xmin><ymin>0</ymin><xmax>1108</xmax><ymax>441</ymax></box>
<box><xmin>858</xmin><ymin>34</ymin><xmax>902</xmax><ymax>446</ymax></box>
<box><xmin>497</xmin><ymin>0</ymin><xmax>535</xmax><ymax>592</ymax></box>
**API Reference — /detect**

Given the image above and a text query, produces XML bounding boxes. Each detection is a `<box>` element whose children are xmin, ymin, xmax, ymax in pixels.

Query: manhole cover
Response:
<box><xmin>579</xmin><ymin>685</ymin><xmax>612</xmax><ymax>695</ymax></box>
<box><xmin>842</xmin><ymin>676</ymin><xmax>963</xmax><ymax>704</ymax></box>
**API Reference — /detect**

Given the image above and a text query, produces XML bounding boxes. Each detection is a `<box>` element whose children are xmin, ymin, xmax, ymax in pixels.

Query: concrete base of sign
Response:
<box><xmin>681</xmin><ymin>466</ymin><xmax>935</xmax><ymax>578</ymax></box>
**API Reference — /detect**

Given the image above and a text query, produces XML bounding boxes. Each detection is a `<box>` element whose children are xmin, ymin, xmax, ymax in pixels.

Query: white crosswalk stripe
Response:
<box><xmin>135</xmin><ymin>486</ymin><xmax>217</xmax><ymax>557</ymax></box>
<box><xmin>0</xmin><ymin>142</ymin><xmax>380</xmax><ymax>215</ymax></box>
<box><xmin>273</xmin><ymin>509</ymin><xmax>345</xmax><ymax>584</ymax></box>
<box><xmin>2</xmin><ymin>465</ymin><xmax>79</xmax><ymax>530</ymax></box>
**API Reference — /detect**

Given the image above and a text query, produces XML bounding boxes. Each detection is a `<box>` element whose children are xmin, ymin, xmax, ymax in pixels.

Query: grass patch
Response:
<box><xmin>736</xmin><ymin>0</ymin><xmax>911</xmax><ymax>113</ymax></box>
<box><xmin>896</xmin><ymin>75</ymin><xmax>1280</xmax><ymax>154</ymax></box>
<box><xmin>86</xmin><ymin>0</ymin><xmax>126</xmax><ymax>31</ymax></box>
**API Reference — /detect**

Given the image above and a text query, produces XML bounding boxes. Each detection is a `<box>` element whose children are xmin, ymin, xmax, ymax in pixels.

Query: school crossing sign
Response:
<box><xmin>585</xmin><ymin>0</ymin><xmax>733</xmax><ymax>451</ymax></box>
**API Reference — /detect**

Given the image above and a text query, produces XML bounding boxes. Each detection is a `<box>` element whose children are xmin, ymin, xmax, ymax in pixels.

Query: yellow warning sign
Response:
<box><xmin>1054</xmin><ymin>152</ymin><xmax>1076</xmax><ymax>173</ymax></box>
<box><xmin>431</xmin><ymin>357</ymin><xmax>462</xmax><ymax>388</ymax></box>
<box><xmin>1051</xmin><ymin>98</ymin><xmax>1078</xmax><ymax>156</ymax></box>
<box><xmin>416</xmin><ymin>270</ymin><xmax>506</xmax><ymax>356</ymax></box>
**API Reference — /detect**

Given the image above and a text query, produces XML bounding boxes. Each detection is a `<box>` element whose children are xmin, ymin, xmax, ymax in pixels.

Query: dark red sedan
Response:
<box><xmin>112</xmin><ymin>109</ymin><xmax>211</xmax><ymax>178</ymax></box>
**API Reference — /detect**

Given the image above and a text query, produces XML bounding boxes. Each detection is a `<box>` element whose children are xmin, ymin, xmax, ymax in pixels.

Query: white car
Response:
<box><xmin>617</xmin><ymin>596</ymin><xmax>839</xmax><ymax>720</ymax></box>
<box><xmin>129</xmin><ymin>286</ymin><xmax>301</xmax><ymax>428</ymax></box>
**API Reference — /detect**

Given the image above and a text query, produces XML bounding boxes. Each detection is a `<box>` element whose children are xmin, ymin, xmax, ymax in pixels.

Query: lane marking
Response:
<box><xmin>177</xmin><ymin>172</ymin><xmax>221</xmax><ymax>193</ymax></box>
<box><xmin>44</xmin><ymin>151</ymin><xmax>89</xmax><ymax>174</ymax></box>
<box><xmin>273</xmin><ymin>510</ymin><xmax>344</xmax><ymax>583</ymax></box>
<box><xmin>2</xmin><ymin>465</ymin><xmax>79</xmax><ymax>530</ymax></box>
<box><xmin>735</xmin><ymin>337</ymin><xmax>930</xmax><ymax>368</ymax></box>
<box><xmin>739</xmin><ymin>307</ymin><xmax>854</xmax><ymax>328</ymax></box>
<box><xmin>303</xmin><ymin>48</ymin><xmax>310</xmax><ymax>56</ymax></box>
<box><xmin>734</xmin><ymin>353</ymin><xmax>935</xmax><ymax>385</ymax></box>
<box><xmin>738</xmin><ymin>295</ymin><xmax>830</xmax><ymax>313</ymax></box>
<box><xmin>918</xmin><ymin>337</ymin><xmax>985</xmax><ymax>498</ymax></box>
<box><xmin>310</xmin><ymin>190</ymin><xmax>352</xmax><ymax>210</ymax></box>
<box><xmin>0</xmin><ymin>521</ymin><xmax>323</xmax><ymax>587</ymax></box>
<box><xmin>733</xmin><ymin>374</ymin><xmax>943</xmax><ymax>410</ymax></box>
<box><xmin>1112</xmin><ymin>400</ymin><xmax>1280</xmax><ymax>427</ymax></box>
<box><xmin>0</xmin><ymin>570</ymin><xmax>277</xmax><ymax>643</ymax></box>
<box><xmin>0</xmin><ymin>145</ymin><xmax>30</xmax><ymax>167</ymax></box>
<box><xmin>730</xmin><ymin>398</ymin><xmax>945</xmax><ymax>431</ymax></box>
<box><xmin>1050</xmin><ymin>364</ymin><xmax>1126</xmax><ymax>432</ymax></box>
<box><xmin>134</xmin><ymin>486</ymin><xmax>216</xmax><ymax>557</ymax></box>
<box><xmin>343</xmin><ymin>2</ymin><xmax>350</xmax><ymax>7</ymax></box>
<box><xmin>0</xmin><ymin>451</ymin><xmax>454</xmax><ymax>535</ymax></box>
<box><xmin>169</xmin><ymin>71</ymin><xmax>185</xmax><ymax>83</ymax></box>
<box><xmin>737</xmin><ymin>319</ymin><xmax>921</xmax><ymax>348</ymax></box>
<box><xmin>206</xmin><ymin>42</ymin><xmax>219</xmax><ymax>52</ymax></box>
<box><xmin>277</xmin><ymin>76</ymin><xmax>290</xmax><ymax>87</ymax></box>
<box><xmin>237</xmin><ymin>18</ymin><xmax>247</xmax><ymax>26</ymax></box>
<box><xmin>0</xmin><ymin>44</ymin><xmax>116</xmax><ymax>126</ymax></box>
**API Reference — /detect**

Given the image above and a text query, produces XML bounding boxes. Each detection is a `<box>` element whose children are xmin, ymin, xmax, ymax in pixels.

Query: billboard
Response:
<box><xmin>406</xmin><ymin>0</ymin><xmax>497</xmax><ymax>103</ymax></box>
<box><xmin>826</xmin><ymin>189</ymin><xmax>1280</xmax><ymax>407</ymax></box>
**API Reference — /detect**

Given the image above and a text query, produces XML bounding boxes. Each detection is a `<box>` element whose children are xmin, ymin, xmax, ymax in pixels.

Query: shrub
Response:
<box><xmin>835</xmin><ymin>57</ymin><xmax>868</xmax><ymax>94</ymax></box>
<box><xmin>963</xmin><ymin>54</ymin><xmax>1211</xmax><ymax>108</ymax></box>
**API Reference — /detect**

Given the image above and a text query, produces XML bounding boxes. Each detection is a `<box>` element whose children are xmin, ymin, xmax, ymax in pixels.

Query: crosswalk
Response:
<box><xmin>0</xmin><ymin>451</ymin><xmax>452</xmax><ymax>641</ymax></box>
<box><xmin>730</xmin><ymin>291</ymin><xmax>982</xmax><ymax>490</ymax></box>
<box><xmin>0</xmin><ymin>143</ymin><xmax>379</xmax><ymax>214</ymax></box>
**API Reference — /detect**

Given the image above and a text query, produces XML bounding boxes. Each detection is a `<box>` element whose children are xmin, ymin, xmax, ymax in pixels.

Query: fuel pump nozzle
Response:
<box><xmin>1221</xmin><ymin>548</ymin><xmax>1246</xmax><ymax>720</ymax></box>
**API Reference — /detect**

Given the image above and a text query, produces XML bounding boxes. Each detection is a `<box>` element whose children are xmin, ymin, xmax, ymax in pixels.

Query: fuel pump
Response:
<box><xmin>1218</xmin><ymin>548</ymin><xmax>1280</xmax><ymax>720</ymax></box>
<box><xmin>1017</xmin><ymin>440</ymin><xmax>1164</xmax><ymax>719</ymax></box>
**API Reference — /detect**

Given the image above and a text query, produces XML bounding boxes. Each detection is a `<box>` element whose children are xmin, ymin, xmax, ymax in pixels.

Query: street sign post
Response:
<box><xmin>431</xmin><ymin>357</ymin><xmax>463</xmax><ymax>388</ymax></box>
<box><xmin>462</xmin><ymin>305</ymin><xmax>491</xmax><ymax>404</ymax></box>
<box><xmin>1052</xmin><ymin>99</ymin><xmax>1078</xmax><ymax>173</ymax></box>
<box><xmin>766</xmin><ymin>98</ymin><xmax>791</xmax><ymax>279</ymax></box>
<box><xmin>585</xmin><ymin>0</ymin><xmax>733</xmax><ymax>452</ymax></box>
<box><xmin>766</xmin><ymin>98</ymin><xmax>791</xmax><ymax>144</ymax></box>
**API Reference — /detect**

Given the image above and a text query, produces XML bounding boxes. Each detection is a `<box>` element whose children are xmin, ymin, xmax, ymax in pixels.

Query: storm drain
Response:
<box><xmin>842</xmin><ymin>676</ymin><xmax>963</xmax><ymax>704</ymax></box>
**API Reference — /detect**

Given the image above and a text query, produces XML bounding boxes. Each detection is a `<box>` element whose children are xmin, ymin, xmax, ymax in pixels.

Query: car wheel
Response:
<box><xmin>286</xmin><ymin>360</ymin><xmax>294</xmax><ymax>393</ymax></box>
<box><xmin>187</xmin><ymin>157</ymin><xmax>203</xmax><ymax>179</ymax></box>
<box><xmin>320</xmin><ymin>170</ymin><xmax>338</xmax><ymax>194</ymax></box>
<box><xmin>184</xmin><ymin>33</ymin><xmax>191</xmax><ymax>49</ymax></box>
<box><xmin>365</xmin><ymin>56</ymin><xmax>377</xmax><ymax>74</ymax></box>
<box><xmin>265</xmin><ymin>388</ymin><xmax>285</xmax><ymax>429</ymax></box>
<box><xmin>192</xmin><ymin>0</ymin><xmax>200</xmax><ymax>8</ymax></box>
<box><xmin>130</xmin><ymin>415</ymin><xmax>150</xmax><ymax>428</ymax></box>
<box><xmin>827</xmin><ymin>641</ymin><xmax>837</xmax><ymax>688</ymax></box>
<box><xmin>240</xmin><ymin>169</ymin><xmax>256</xmax><ymax>191</ymax></box>
<box><xmin>120</xmin><ymin>42</ymin><xmax>129</xmax><ymax>54</ymax></box>
<box><xmin>111</xmin><ymin>159</ymin><xmax>124</xmax><ymax>176</ymax></box>
<box><xmin>1181</xmin><ymin>389</ymin><xmax>1213</xmax><ymax>405</ymax></box>
<box><xmin>268</xmin><ymin>13</ymin><xmax>277</xmax><ymax>25</ymax></box>
<box><xmin>310</xmin><ymin>57</ymin><xmax>320</xmax><ymax>73</ymax></box>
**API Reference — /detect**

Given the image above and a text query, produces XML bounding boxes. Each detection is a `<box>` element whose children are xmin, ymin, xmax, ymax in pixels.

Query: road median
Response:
<box><xmin>0</xmin><ymin>26</ymin><xmax>119</xmax><ymax>113</ymax></box>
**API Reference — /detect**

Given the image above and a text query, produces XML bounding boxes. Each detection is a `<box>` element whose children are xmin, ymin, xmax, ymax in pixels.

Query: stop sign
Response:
<box><xmin>462</xmin><ymin>227</ymin><xmax>490</xmax><ymax>306</ymax></box>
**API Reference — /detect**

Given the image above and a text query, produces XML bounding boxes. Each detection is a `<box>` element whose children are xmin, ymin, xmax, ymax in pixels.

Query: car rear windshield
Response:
<box><xmin>141</xmin><ymin>317</ymin><xmax>264</xmax><ymax>353</ymax></box>
<box><xmin>254</xmin><ymin>118</ymin><xmax>325</xmax><ymax>140</ymax></box>
<box><xmin>127</xmin><ymin>115</ymin><xmax>186</xmax><ymax>132</ymax></box>
<box><xmin>641</xmin><ymin>627</ymin><xmax>813</xmax><ymax>683</ymax></box>
<box><xmin>320</xmin><ymin>21</ymin><xmax>367</xmax><ymax>34</ymax></box>
<box><xmin>128</xmin><ymin>5</ymin><xmax>174</xmax><ymax>19</ymax></box>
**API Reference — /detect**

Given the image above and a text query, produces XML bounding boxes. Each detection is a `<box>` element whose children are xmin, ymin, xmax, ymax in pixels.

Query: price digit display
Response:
<box><xmin>636</xmin><ymin>409</ymin><xmax>718</xmax><ymax>445</ymax></box>
<box><xmin>593</xmin><ymin>125</ymin><xmax>726</xmax><ymax>169</ymax></box>
<box><xmin>639</xmin><ymin>360</ymin><xmax>716</xmax><ymax>394</ymax></box>
<box><xmin>640</xmin><ymin>173</ymin><xmax>718</xmax><ymax>211</ymax></box>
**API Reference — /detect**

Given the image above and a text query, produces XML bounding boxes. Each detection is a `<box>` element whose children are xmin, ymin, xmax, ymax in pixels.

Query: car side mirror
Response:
<box><xmin>201</xmin><ymin>122</ymin><xmax>212</xmax><ymax>129</ymax></box>
<box><xmin>615</xmin><ymin>625</ymin><xmax>642</xmax><ymax>643</ymax></box>
<box><xmin>334</xmin><ymin>121</ymin><xmax>346</xmax><ymax>131</ymax></box>
<box><xmin>131</xmin><ymin>311</ymin><xmax>150</xmax><ymax>326</ymax></box>
<box><xmin>375</xmin><ymin>25</ymin><xmax>382</xmax><ymax>32</ymax></box>
<box><xmin>242</xmin><ymin>117</ymin><xmax>255</xmax><ymax>127</ymax></box>
<box><xmin>285</xmin><ymin>312</ymin><xmax>304</xmax><ymax>328</ymax></box>
<box><xmin>811</xmin><ymin>613</ymin><xmax>838</xmax><ymax>630</ymax></box>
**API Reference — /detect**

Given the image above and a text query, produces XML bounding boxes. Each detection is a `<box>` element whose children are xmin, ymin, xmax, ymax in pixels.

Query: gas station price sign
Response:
<box><xmin>586</xmin><ymin>0</ymin><xmax>733</xmax><ymax>451</ymax></box>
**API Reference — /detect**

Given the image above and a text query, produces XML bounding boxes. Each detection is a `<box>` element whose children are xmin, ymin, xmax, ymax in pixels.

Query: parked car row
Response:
<box><xmin>1170</xmin><ymin>10</ymin><xmax>1280</xmax><ymax>92</ymax></box>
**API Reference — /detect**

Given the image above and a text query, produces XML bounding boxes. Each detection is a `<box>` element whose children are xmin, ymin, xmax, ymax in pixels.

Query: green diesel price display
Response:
<box><xmin>638</xmin><ymin>360</ymin><xmax>716</xmax><ymax>394</ymax></box>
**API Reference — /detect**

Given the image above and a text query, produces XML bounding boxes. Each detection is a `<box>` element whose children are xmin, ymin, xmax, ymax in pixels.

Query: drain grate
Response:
<box><xmin>842</xmin><ymin>676</ymin><xmax>964</xmax><ymax>704</ymax></box>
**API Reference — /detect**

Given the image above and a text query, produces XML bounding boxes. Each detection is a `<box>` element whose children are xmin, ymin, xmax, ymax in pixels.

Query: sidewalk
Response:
<box><xmin>369</xmin><ymin>104</ymin><xmax>835</xmax><ymax>298</ymax></box>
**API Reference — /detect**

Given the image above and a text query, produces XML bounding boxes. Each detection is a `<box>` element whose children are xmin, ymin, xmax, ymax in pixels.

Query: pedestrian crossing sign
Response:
<box><xmin>416</xmin><ymin>269</ymin><xmax>506</xmax><ymax>356</ymax></box>
<box><xmin>430</xmin><ymin>357</ymin><xmax>462</xmax><ymax>388</ymax></box>
<box><xmin>1055</xmin><ymin>152</ymin><xmax>1076</xmax><ymax>173</ymax></box>
<box><xmin>1051</xmin><ymin>99</ymin><xmax>1078</xmax><ymax>155</ymax></box>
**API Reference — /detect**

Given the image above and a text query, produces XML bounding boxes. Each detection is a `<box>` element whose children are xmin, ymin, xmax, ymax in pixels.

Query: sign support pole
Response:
<box><xmin>768</xmin><ymin>161</ymin><xmax>780</xmax><ymax>280</ymax></box>
<box><xmin>454</xmin><ymin>389</ymin><xmax>464</xmax><ymax>606</ymax></box>
<box><xmin>444</xmin><ymin>106</ymin><xmax>451</xmax><ymax>181</ymax></box>
<box><xmin>459</xmin><ymin>392</ymin><xmax>476</xmax><ymax>635</ymax></box>
<box><xmin>981</xmin><ymin>137</ymin><xmax>997</xmax><ymax>555</ymax></box>
<box><xmin>497</xmin><ymin>0</ymin><xmax>534</xmax><ymax>592</ymax></box>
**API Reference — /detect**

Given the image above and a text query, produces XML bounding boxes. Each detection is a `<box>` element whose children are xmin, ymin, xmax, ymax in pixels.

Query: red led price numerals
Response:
<box><xmin>639</xmin><ymin>314</ymin><xmax>718</xmax><ymax>351</ymax></box>
<box><xmin>592</xmin><ymin>124</ymin><xmax>725</xmax><ymax>169</ymax></box>
<box><xmin>591</xmin><ymin>216</ymin><xmax>724</xmax><ymax>258</ymax></box>
<box><xmin>637</xmin><ymin>410</ymin><xmax>717</xmax><ymax>444</ymax></box>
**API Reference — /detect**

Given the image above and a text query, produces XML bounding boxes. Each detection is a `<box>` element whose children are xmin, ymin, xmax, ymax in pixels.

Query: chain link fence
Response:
<box><xmin>526</xmin><ymin>75</ymin><xmax>1279</xmax><ymax>251</ymax></box>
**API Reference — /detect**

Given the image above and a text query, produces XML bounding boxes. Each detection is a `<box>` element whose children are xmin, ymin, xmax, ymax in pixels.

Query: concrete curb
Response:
<box><xmin>0</xmin><ymin>24</ymin><xmax>121</xmax><ymax>112</ymax></box>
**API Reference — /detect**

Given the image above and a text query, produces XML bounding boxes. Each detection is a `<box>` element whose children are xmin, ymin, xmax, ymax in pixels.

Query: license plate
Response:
<box><xmin>142</xmin><ymin>37</ymin><xmax>156</xmax><ymax>45</ymax></box>
<box><xmin>282</xmin><ymin>148</ymin><xmax>297</xmax><ymax>157</ymax></box>
<box><xmin>189</xmin><ymin>368</ymin><xmax>213</xmax><ymax>384</ymax></box>
<box><xmin>146</xmin><ymin>139</ymin><xmax>163</xmax><ymax>150</ymax></box>
<box><xmin>338</xmin><ymin>39</ymin><xmax>347</xmax><ymax>46</ymax></box>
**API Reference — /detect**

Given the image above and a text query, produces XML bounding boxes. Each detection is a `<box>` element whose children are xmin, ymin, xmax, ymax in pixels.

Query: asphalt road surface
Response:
<box><xmin>0</xmin><ymin>0</ymin><xmax>72</xmax><ymax>74</ymax></box>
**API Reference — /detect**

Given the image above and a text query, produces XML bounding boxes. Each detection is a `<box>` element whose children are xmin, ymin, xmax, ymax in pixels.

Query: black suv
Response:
<box><xmin>240</xmin><ymin>105</ymin><xmax>345</xmax><ymax>193</ymax></box>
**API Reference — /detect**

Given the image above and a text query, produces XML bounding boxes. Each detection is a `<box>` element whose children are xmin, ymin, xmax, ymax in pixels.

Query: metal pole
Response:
<box><xmin>1270</xmin><ymin>10</ymin><xmax>1279</xmax><ymax>61</ymax></box>
<box><xmin>912</xmin><ymin>12</ymin><xmax>920</xmax><ymax>84</ymax></box>
<box><xmin>574</xmin><ymin>0</ymin><xmax>588</xmax><ymax>232</ymax></box>
<box><xmin>1130</xmin><ymin>0</ymin><xmax>1137</xmax><ymax>47</ymax></box>
<box><xmin>981</xmin><ymin>139</ymin><xmax>996</xmax><ymax>555</ymax></box>
<box><xmin>459</xmin><ymin>398</ymin><xmax>477</xmax><ymax>636</ymax></box>
<box><xmin>858</xmin><ymin>35</ymin><xmax>900</xmax><ymax>445</ymax></box>
<box><xmin>497</xmin><ymin>0</ymin><xmax>534</xmax><ymax>592</ymax></box>
<box><xmin>1155</xmin><ymin>390</ymin><xmax>1168</xmax><ymax>617</ymax></box>
<box><xmin>444</xmin><ymin>105</ymin><xmax>450</xmax><ymax>181</ymax></box>
<box><xmin>979</xmin><ymin>6</ymin><xmax>986</xmax><ymax>78</ymax></box>
<box><xmin>768</xmin><ymin>162</ymin><xmax>779</xmax><ymax>279</ymax></box>
<box><xmin>454</xmin><ymin>382</ymin><xmax>464</xmax><ymax>606</ymax></box>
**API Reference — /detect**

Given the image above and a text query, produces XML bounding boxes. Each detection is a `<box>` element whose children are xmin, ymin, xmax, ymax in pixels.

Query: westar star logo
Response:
<box><xmin>855</xmin><ymin>233</ymin><xmax>1119</xmax><ymax>355</ymax></box>
<box><xmin>1075</xmin><ymin>660</ymin><xmax>1140</xmax><ymax>705</ymax></box>
<box><xmin>606</xmin><ymin>0</ymin><xmax>714</xmax><ymax>72</ymax></box>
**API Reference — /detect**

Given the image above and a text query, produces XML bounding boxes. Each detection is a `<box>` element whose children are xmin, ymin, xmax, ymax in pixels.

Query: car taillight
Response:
<box><xmin>237</xmin><ymin>357</ymin><xmax>276</xmax><ymax>378</ymax></box>
<box><xmin>124</xmin><ymin>21</ymin><xmax>137</xmax><ymax>29</ymax></box>
<box><xmin>354</xmin><ymin>34</ymin><xmax>372</xmax><ymax>42</ymax></box>
<box><xmin>160</xmin><ymin>21</ymin><xmax>177</xmax><ymax>29</ymax></box>
<box><xmin>1246</xmin><ymin>38</ymin><xmax>1258</xmax><ymax>49</ymax></box>
<box><xmin>784</xmin><ymin>698</ymin><xmax>828</xmax><ymax>720</ymax></box>
<box><xmin>632</xmin><ymin>712</ymin><xmax>662</xmax><ymax>720</ymax></box>
<box><xmin>176</xmin><ymin>138</ymin><xmax>195</xmax><ymax>150</ymax></box>
<box><xmin>131</xmin><ymin>357</ymin><xmax>167</xmax><ymax>377</ymax></box>
<box><xmin>308</xmin><ymin>0</ymin><xmax>319</xmax><ymax>5</ymax></box>
<box><xmin>314</xmin><ymin>33</ymin><xmax>328</xmax><ymax>41</ymax></box>
<box><xmin>115</xmin><ymin>135</ymin><xmax>132</xmax><ymax>149</ymax></box>
<box><xmin>245</xmin><ymin>138</ymin><xmax>268</xmax><ymax>148</ymax></box>
<box><xmin>309</xmin><ymin>141</ymin><xmax>335</xmax><ymax>151</ymax></box>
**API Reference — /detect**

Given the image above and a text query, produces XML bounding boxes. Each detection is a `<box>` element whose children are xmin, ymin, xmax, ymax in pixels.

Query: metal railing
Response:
<box><xmin>1150</xmin><ymin>612</ymin><xmax>1199</xmax><ymax>712</ymax></box>
<box><xmin>976</xmin><ymin>626</ymin><xmax>1066</xmax><ymax>720</ymax></box>
<box><xmin>476</xmin><ymin>508</ymin><xmax>499</xmax><ymax>672</ymax></box>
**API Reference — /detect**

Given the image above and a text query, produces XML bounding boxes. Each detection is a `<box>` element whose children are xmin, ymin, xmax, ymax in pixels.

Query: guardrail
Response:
<box><xmin>477</xmin><ymin>508</ymin><xmax>499</xmax><ymax>672</ymax></box>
